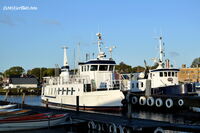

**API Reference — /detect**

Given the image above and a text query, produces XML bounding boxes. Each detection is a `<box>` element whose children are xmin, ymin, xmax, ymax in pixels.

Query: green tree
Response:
<box><xmin>4</xmin><ymin>66</ymin><xmax>25</xmax><ymax>77</ymax></box>
<box><xmin>44</xmin><ymin>68</ymin><xmax>55</xmax><ymax>77</ymax></box>
<box><xmin>115</xmin><ymin>62</ymin><xmax>132</xmax><ymax>73</ymax></box>
<box><xmin>132</xmin><ymin>66</ymin><xmax>145</xmax><ymax>73</ymax></box>
<box><xmin>191</xmin><ymin>57</ymin><xmax>200</xmax><ymax>68</ymax></box>
<box><xmin>27</xmin><ymin>68</ymin><xmax>48</xmax><ymax>79</ymax></box>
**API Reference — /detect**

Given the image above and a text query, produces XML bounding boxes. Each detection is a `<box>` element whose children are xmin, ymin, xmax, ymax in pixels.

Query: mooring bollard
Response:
<box><xmin>76</xmin><ymin>96</ymin><xmax>79</xmax><ymax>112</ymax></box>
<box><xmin>4</xmin><ymin>91</ymin><xmax>9</xmax><ymax>101</ymax></box>
<box><xmin>46</xmin><ymin>99</ymin><xmax>49</xmax><ymax>108</ymax></box>
<box><xmin>127</xmin><ymin>92</ymin><xmax>132</xmax><ymax>119</ymax></box>
<box><xmin>22</xmin><ymin>92</ymin><xmax>25</xmax><ymax>105</ymax></box>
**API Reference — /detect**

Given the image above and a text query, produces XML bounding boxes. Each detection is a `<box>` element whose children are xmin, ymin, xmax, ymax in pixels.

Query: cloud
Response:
<box><xmin>169</xmin><ymin>51</ymin><xmax>180</xmax><ymax>57</ymax></box>
<box><xmin>0</xmin><ymin>16</ymin><xmax>15</xmax><ymax>26</ymax></box>
<box><xmin>43</xmin><ymin>20</ymin><xmax>61</xmax><ymax>26</ymax></box>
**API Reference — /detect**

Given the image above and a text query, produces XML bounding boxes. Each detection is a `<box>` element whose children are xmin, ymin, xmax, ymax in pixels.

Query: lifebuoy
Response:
<box><xmin>147</xmin><ymin>97</ymin><xmax>154</xmax><ymax>106</ymax></box>
<box><xmin>139</xmin><ymin>96</ymin><xmax>146</xmax><ymax>105</ymax></box>
<box><xmin>94</xmin><ymin>123</ymin><xmax>101</xmax><ymax>131</ymax></box>
<box><xmin>117</xmin><ymin>125</ymin><xmax>123</xmax><ymax>133</ymax></box>
<box><xmin>122</xmin><ymin>126</ymin><xmax>130</xmax><ymax>133</ymax></box>
<box><xmin>154</xmin><ymin>127</ymin><xmax>164</xmax><ymax>133</ymax></box>
<box><xmin>132</xmin><ymin>96</ymin><xmax>138</xmax><ymax>104</ymax></box>
<box><xmin>165</xmin><ymin>98</ymin><xmax>173</xmax><ymax>108</ymax></box>
<box><xmin>109</xmin><ymin>123</ymin><xmax>117</xmax><ymax>133</ymax></box>
<box><xmin>155</xmin><ymin>98</ymin><xmax>163</xmax><ymax>107</ymax></box>
<box><xmin>178</xmin><ymin>99</ymin><xmax>184</xmax><ymax>107</ymax></box>
<box><xmin>88</xmin><ymin>121</ymin><xmax>95</xmax><ymax>129</ymax></box>
<box><xmin>102</xmin><ymin>123</ymin><xmax>108</xmax><ymax>132</ymax></box>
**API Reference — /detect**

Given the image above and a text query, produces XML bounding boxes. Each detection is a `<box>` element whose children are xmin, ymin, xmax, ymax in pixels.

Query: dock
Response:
<box><xmin>1</xmin><ymin>100</ymin><xmax>199</xmax><ymax>133</ymax></box>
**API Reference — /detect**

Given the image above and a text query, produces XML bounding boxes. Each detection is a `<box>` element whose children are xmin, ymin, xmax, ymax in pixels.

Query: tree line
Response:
<box><xmin>1</xmin><ymin>57</ymin><xmax>200</xmax><ymax>79</ymax></box>
<box><xmin>2</xmin><ymin>66</ymin><xmax>56</xmax><ymax>80</ymax></box>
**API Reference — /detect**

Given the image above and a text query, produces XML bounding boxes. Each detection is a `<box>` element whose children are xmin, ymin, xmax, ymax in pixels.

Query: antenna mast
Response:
<box><xmin>159</xmin><ymin>37</ymin><xmax>164</xmax><ymax>63</ymax></box>
<box><xmin>96</xmin><ymin>33</ymin><xmax>105</xmax><ymax>59</ymax></box>
<box><xmin>62</xmin><ymin>46</ymin><xmax>69</xmax><ymax>66</ymax></box>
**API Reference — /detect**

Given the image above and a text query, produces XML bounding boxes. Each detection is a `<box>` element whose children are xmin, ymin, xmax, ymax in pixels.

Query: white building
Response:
<box><xmin>4</xmin><ymin>77</ymin><xmax>38</xmax><ymax>89</ymax></box>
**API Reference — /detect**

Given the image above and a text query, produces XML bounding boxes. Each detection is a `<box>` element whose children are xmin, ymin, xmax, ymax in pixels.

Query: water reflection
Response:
<box><xmin>132</xmin><ymin>111</ymin><xmax>184</xmax><ymax>124</ymax></box>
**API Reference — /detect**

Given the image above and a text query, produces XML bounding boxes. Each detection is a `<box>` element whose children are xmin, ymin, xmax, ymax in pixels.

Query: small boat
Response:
<box><xmin>0</xmin><ymin>113</ymin><xmax>68</xmax><ymax>131</ymax></box>
<box><xmin>0</xmin><ymin>104</ymin><xmax>17</xmax><ymax>109</ymax></box>
<box><xmin>0</xmin><ymin>109</ymin><xmax>31</xmax><ymax>118</ymax></box>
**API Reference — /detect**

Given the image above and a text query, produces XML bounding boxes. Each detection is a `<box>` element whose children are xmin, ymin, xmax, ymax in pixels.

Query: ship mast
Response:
<box><xmin>159</xmin><ymin>37</ymin><xmax>164</xmax><ymax>63</ymax></box>
<box><xmin>96</xmin><ymin>32</ymin><xmax>105</xmax><ymax>59</ymax></box>
<box><xmin>62</xmin><ymin>46</ymin><xmax>69</xmax><ymax>67</ymax></box>
<box><xmin>156</xmin><ymin>36</ymin><xmax>165</xmax><ymax>69</ymax></box>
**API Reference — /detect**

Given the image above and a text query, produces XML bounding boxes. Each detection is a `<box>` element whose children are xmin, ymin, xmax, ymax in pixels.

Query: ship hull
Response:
<box><xmin>41</xmin><ymin>87</ymin><xmax>124</xmax><ymax>112</ymax></box>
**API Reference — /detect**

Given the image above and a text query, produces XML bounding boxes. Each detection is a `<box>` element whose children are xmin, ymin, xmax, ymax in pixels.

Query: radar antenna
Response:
<box><xmin>106</xmin><ymin>46</ymin><xmax>116</xmax><ymax>59</ymax></box>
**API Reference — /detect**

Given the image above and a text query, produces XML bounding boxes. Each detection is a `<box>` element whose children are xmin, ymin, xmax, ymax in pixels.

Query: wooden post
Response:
<box><xmin>22</xmin><ymin>92</ymin><xmax>25</xmax><ymax>105</ymax></box>
<box><xmin>4</xmin><ymin>90</ymin><xmax>9</xmax><ymax>101</ymax></box>
<box><xmin>76</xmin><ymin>96</ymin><xmax>79</xmax><ymax>112</ymax></box>
<box><xmin>46</xmin><ymin>99</ymin><xmax>49</xmax><ymax>108</ymax></box>
<box><xmin>127</xmin><ymin>92</ymin><xmax>132</xmax><ymax>119</ymax></box>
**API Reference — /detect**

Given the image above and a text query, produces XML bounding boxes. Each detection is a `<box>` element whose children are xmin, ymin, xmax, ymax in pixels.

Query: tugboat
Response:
<box><xmin>130</xmin><ymin>37</ymin><xmax>196</xmax><ymax>96</ymax></box>
<box><xmin>41</xmin><ymin>33</ymin><xmax>124</xmax><ymax>111</ymax></box>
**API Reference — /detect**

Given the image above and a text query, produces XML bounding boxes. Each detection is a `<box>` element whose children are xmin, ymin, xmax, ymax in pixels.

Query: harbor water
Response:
<box><xmin>0</xmin><ymin>95</ymin><xmax>199</xmax><ymax>133</ymax></box>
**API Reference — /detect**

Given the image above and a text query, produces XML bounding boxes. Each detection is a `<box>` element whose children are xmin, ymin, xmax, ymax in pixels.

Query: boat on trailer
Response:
<box><xmin>41</xmin><ymin>33</ymin><xmax>124</xmax><ymax>111</ymax></box>
<box><xmin>0</xmin><ymin>113</ymin><xmax>68</xmax><ymax>131</ymax></box>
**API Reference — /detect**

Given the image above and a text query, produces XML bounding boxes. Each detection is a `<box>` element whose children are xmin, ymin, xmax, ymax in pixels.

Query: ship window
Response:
<box><xmin>54</xmin><ymin>88</ymin><xmax>56</xmax><ymax>94</ymax></box>
<box><xmin>66</xmin><ymin>88</ymin><xmax>68</xmax><ymax>95</ymax></box>
<box><xmin>99</xmin><ymin>65</ymin><xmax>108</xmax><ymax>71</ymax></box>
<box><xmin>81</xmin><ymin>66</ymin><xmax>84</xmax><ymax>72</ymax></box>
<box><xmin>58</xmin><ymin>88</ymin><xmax>60</xmax><ymax>95</ymax></box>
<box><xmin>62</xmin><ymin>88</ymin><xmax>64</xmax><ymax>95</ymax></box>
<box><xmin>84</xmin><ymin>66</ymin><xmax>86</xmax><ymax>71</ymax></box>
<box><xmin>141</xmin><ymin>82</ymin><xmax>144</xmax><ymax>87</ymax></box>
<box><xmin>168</xmin><ymin>72</ymin><xmax>171</xmax><ymax>77</ymax></box>
<box><xmin>160</xmin><ymin>72</ymin><xmax>163</xmax><ymax>77</ymax></box>
<box><xmin>175</xmin><ymin>72</ymin><xmax>177</xmax><ymax>77</ymax></box>
<box><xmin>87</xmin><ymin>65</ymin><xmax>90</xmax><ymax>71</ymax></box>
<box><xmin>164</xmin><ymin>72</ymin><xmax>167</xmax><ymax>77</ymax></box>
<box><xmin>172</xmin><ymin>72</ymin><xmax>175</xmax><ymax>77</ymax></box>
<box><xmin>109</xmin><ymin>65</ymin><xmax>114</xmax><ymax>71</ymax></box>
<box><xmin>132</xmin><ymin>83</ymin><xmax>134</xmax><ymax>88</ymax></box>
<box><xmin>71</xmin><ymin>87</ymin><xmax>75</xmax><ymax>95</ymax></box>
<box><xmin>90</xmin><ymin>65</ymin><xmax>98</xmax><ymax>71</ymax></box>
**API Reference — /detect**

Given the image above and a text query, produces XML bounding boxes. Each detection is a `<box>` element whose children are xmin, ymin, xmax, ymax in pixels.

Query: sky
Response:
<box><xmin>0</xmin><ymin>0</ymin><xmax>200</xmax><ymax>72</ymax></box>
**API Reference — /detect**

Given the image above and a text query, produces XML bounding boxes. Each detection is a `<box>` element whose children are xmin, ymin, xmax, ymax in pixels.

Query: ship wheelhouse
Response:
<box><xmin>79</xmin><ymin>59</ymin><xmax>120</xmax><ymax>91</ymax></box>
<box><xmin>149</xmin><ymin>68</ymin><xmax>179</xmax><ymax>89</ymax></box>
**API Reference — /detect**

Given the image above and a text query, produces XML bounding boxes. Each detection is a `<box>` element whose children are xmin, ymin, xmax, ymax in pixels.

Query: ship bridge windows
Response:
<box><xmin>109</xmin><ymin>65</ymin><xmax>114</xmax><ymax>71</ymax></box>
<box><xmin>90</xmin><ymin>65</ymin><xmax>98</xmax><ymax>71</ymax></box>
<box><xmin>159</xmin><ymin>71</ymin><xmax>178</xmax><ymax>77</ymax></box>
<box><xmin>168</xmin><ymin>72</ymin><xmax>171</xmax><ymax>77</ymax></box>
<box><xmin>87</xmin><ymin>65</ymin><xmax>90</xmax><ymax>71</ymax></box>
<box><xmin>160</xmin><ymin>72</ymin><xmax>163</xmax><ymax>77</ymax></box>
<box><xmin>99</xmin><ymin>65</ymin><xmax>108</xmax><ymax>71</ymax></box>
<box><xmin>164</xmin><ymin>72</ymin><xmax>167</xmax><ymax>77</ymax></box>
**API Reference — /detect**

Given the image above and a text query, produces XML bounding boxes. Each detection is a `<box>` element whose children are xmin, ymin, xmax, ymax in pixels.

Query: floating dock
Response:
<box><xmin>1</xmin><ymin>100</ymin><xmax>200</xmax><ymax>133</ymax></box>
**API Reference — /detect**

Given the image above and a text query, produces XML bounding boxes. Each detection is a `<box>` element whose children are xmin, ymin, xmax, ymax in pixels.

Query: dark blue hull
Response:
<box><xmin>151</xmin><ymin>83</ymin><xmax>196</xmax><ymax>96</ymax></box>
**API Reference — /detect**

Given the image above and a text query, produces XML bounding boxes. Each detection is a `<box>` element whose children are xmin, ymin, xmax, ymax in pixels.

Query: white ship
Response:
<box><xmin>41</xmin><ymin>33</ymin><xmax>124</xmax><ymax>111</ymax></box>
<box><xmin>130</xmin><ymin>37</ymin><xmax>196</xmax><ymax>95</ymax></box>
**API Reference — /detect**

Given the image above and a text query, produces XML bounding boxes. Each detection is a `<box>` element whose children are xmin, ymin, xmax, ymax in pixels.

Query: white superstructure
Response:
<box><xmin>41</xmin><ymin>33</ymin><xmax>124</xmax><ymax>111</ymax></box>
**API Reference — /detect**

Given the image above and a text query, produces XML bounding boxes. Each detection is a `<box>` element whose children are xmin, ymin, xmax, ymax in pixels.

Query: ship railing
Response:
<box><xmin>62</xmin><ymin>75</ymin><xmax>90</xmax><ymax>84</ymax></box>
